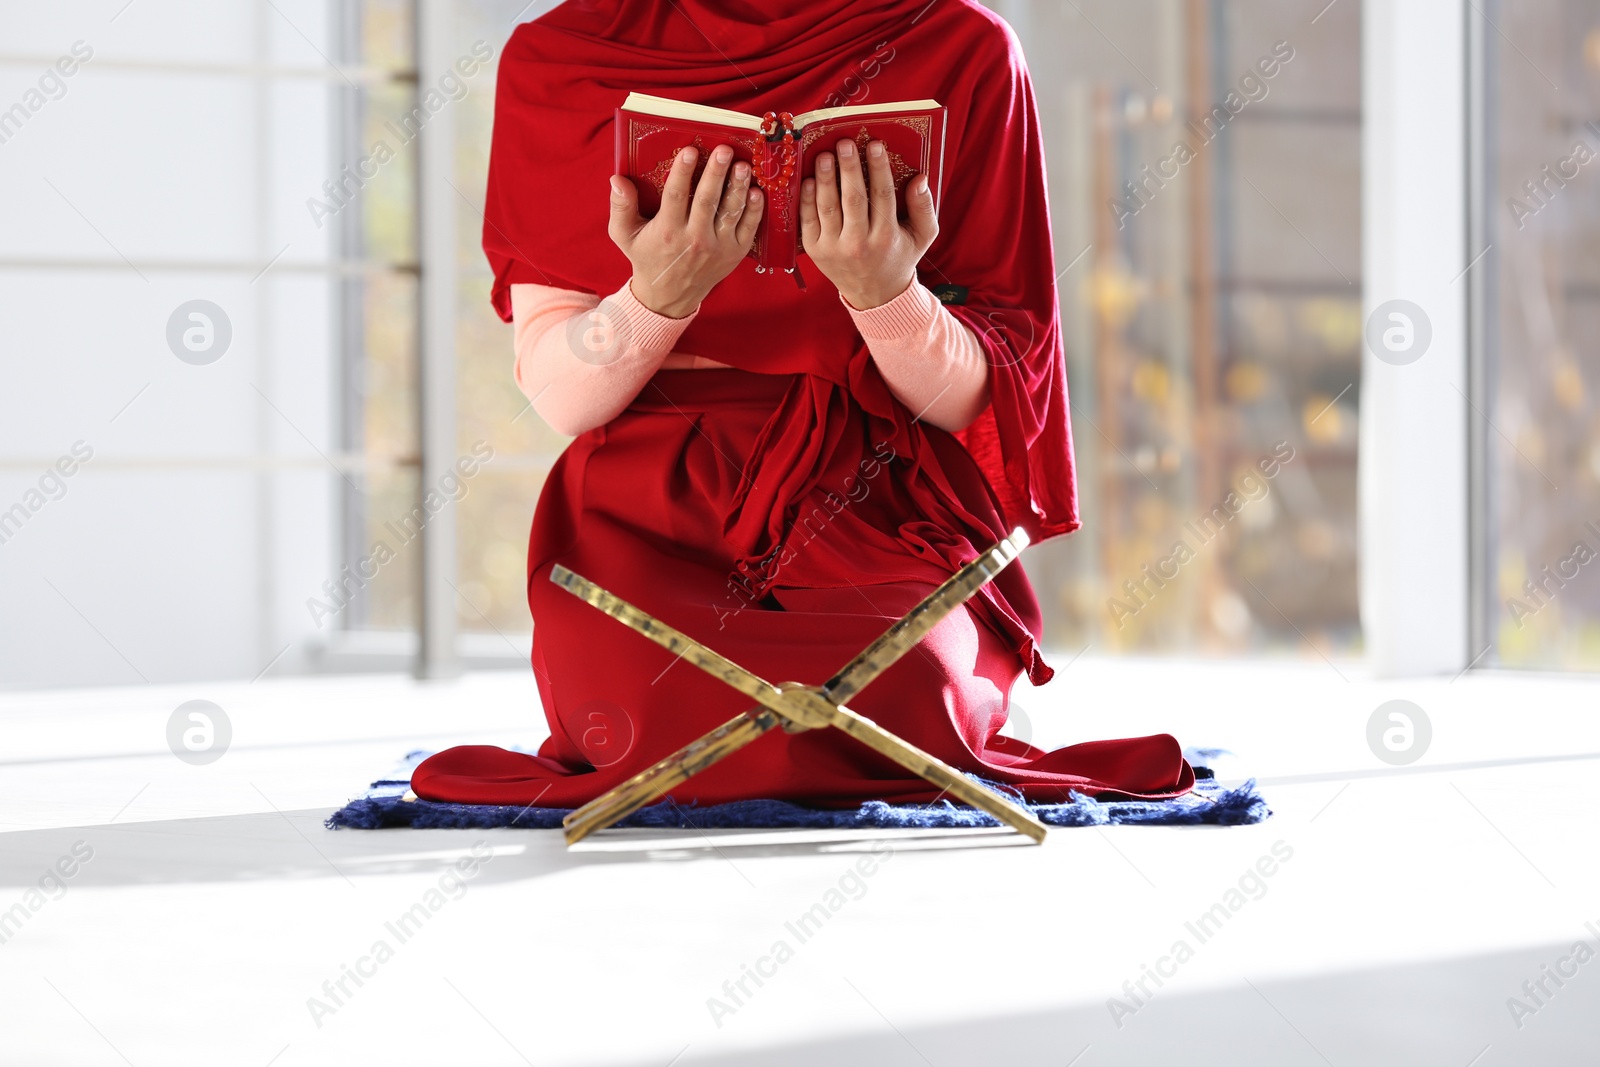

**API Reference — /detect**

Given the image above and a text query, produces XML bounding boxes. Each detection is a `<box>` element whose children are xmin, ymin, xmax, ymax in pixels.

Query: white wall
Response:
<box><xmin>0</xmin><ymin>0</ymin><xmax>342</xmax><ymax>687</ymax></box>
<box><xmin>1360</xmin><ymin>0</ymin><xmax>1470</xmax><ymax>677</ymax></box>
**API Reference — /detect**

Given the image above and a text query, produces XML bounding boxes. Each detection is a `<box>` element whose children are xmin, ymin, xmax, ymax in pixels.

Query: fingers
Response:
<box><xmin>690</xmin><ymin>144</ymin><xmax>735</xmax><ymax>233</ymax></box>
<box><xmin>865</xmin><ymin>140</ymin><xmax>897</xmax><ymax>238</ymax></box>
<box><xmin>813</xmin><ymin>151</ymin><xmax>842</xmax><ymax>241</ymax></box>
<box><xmin>660</xmin><ymin>146</ymin><xmax>699</xmax><ymax>221</ymax></box>
<box><xmin>606</xmin><ymin>175</ymin><xmax>644</xmax><ymax>250</ymax></box>
<box><xmin>733</xmin><ymin>183</ymin><xmax>765</xmax><ymax>248</ymax></box>
<box><xmin>798</xmin><ymin>176</ymin><xmax>819</xmax><ymax>250</ymax></box>
<box><xmin>835</xmin><ymin>138</ymin><xmax>869</xmax><ymax>240</ymax></box>
<box><xmin>715</xmin><ymin>160</ymin><xmax>752</xmax><ymax>236</ymax></box>
<box><xmin>904</xmin><ymin>173</ymin><xmax>939</xmax><ymax>250</ymax></box>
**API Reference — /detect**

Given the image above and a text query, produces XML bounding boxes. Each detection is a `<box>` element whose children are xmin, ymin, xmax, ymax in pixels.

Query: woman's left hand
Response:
<box><xmin>799</xmin><ymin>138</ymin><xmax>939</xmax><ymax>310</ymax></box>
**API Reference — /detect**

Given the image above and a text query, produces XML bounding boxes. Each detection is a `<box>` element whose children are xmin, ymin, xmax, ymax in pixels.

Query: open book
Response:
<box><xmin>615</xmin><ymin>92</ymin><xmax>948</xmax><ymax>283</ymax></box>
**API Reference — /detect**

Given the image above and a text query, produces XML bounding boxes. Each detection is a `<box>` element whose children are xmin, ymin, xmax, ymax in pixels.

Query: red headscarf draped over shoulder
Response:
<box><xmin>483</xmin><ymin>0</ymin><xmax>1079</xmax><ymax>544</ymax></box>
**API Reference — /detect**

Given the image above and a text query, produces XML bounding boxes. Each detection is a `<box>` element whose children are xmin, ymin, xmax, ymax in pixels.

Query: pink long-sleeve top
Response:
<box><xmin>510</xmin><ymin>277</ymin><xmax>990</xmax><ymax>437</ymax></box>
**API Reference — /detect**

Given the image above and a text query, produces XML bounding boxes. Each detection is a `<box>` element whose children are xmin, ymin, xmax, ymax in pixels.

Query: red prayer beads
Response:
<box><xmin>755</xmin><ymin>110</ymin><xmax>797</xmax><ymax>188</ymax></box>
<box><xmin>753</xmin><ymin>111</ymin><xmax>797</xmax><ymax>273</ymax></box>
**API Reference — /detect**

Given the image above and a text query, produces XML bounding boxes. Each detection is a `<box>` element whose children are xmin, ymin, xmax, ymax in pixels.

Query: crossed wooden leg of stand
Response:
<box><xmin>550</xmin><ymin>529</ymin><xmax>1049</xmax><ymax>846</ymax></box>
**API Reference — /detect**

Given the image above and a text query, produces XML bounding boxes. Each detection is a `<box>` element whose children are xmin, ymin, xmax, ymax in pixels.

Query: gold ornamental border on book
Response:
<box><xmin>632</xmin><ymin>123</ymin><xmax>763</xmax><ymax>195</ymax></box>
<box><xmin>798</xmin><ymin>115</ymin><xmax>932</xmax><ymax>193</ymax></box>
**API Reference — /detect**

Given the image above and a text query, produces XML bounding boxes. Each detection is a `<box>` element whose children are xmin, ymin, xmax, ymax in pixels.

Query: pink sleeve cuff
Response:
<box><xmin>841</xmin><ymin>279</ymin><xmax>941</xmax><ymax>341</ymax></box>
<box><xmin>606</xmin><ymin>279</ymin><xmax>699</xmax><ymax>354</ymax></box>
<box><xmin>840</xmin><ymin>278</ymin><xmax>991</xmax><ymax>432</ymax></box>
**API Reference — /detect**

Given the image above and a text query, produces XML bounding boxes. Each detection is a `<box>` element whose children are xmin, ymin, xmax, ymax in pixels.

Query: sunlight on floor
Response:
<box><xmin>2</xmin><ymin>658</ymin><xmax>1597</xmax><ymax>1065</ymax></box>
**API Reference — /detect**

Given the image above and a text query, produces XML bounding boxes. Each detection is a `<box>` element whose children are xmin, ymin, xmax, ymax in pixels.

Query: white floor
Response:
<box><xmin>2</xmin><ymin>655</ymin><xmax>1598</xmax><ymax>1066</ymax></box>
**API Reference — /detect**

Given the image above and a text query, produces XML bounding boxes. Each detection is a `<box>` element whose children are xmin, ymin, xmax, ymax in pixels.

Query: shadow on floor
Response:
<box><xmin>0</xmin><ymin>809</ymin><xmax>1063</xmax><ymax>888</ymax></box>
<box><xmin>642</xmin><ymin>942</ymin><xmax>1598</xmax><ymax>1067</ymax></box>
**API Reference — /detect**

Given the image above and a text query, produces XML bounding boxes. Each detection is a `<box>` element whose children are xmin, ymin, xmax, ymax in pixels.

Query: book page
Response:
<box><xmin>792</xmin><ymin>99</ymin><xmax>942</xmax><ymax>129</ymax></box>
<box><xmin>619</xmin><ymin>92</ymin><xmax>763</xmax><ymax>131</ymax></box>
<box><xmin>620</xmin><ymin>92</ymin><xmax>943</xmax><ymax>135</ymax></box>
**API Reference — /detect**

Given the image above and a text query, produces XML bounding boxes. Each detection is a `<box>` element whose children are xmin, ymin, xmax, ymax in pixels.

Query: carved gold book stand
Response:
<box><xmin>550</xmin><ymin>529</ymin><xmax>1048</xmax><ymax>846</ymax></box>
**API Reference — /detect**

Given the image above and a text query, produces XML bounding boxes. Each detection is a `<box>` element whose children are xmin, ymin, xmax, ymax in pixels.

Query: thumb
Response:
<box><xmin>905</xmin><ymin>174</ymin><xmax>939</xmax><ymax>249</ymax></box>
<box><xmin>607</xmin><ymin>175</ymin><xmax>643</xmax><ymax>246</ymax></box>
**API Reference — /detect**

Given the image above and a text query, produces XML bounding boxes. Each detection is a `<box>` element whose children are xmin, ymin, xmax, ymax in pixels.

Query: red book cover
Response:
<box><xmin>615</xmin><ymin>93</ymin><xmax>947</xmax><ymax>281</ymax></box>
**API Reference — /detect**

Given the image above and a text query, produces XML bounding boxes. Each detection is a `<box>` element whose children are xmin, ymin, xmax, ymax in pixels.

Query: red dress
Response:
<box><xmin>411</xmin><ymin>0</ymin><xmax>1194</xmax><ymax>808</ymax></box>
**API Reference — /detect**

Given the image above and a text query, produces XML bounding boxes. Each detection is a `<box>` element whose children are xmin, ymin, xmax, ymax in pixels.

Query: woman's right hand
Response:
<box><xmin>608</xmin><ymin>145</ymin><xmax>765</xmax><ymax>318</ymax></box>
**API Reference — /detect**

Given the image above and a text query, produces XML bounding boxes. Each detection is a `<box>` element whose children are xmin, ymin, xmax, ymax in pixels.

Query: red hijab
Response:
<box><xmin>483</xmin><ymin>0</ymin><xmax>1080</xmax><ymax>545</ymax></box>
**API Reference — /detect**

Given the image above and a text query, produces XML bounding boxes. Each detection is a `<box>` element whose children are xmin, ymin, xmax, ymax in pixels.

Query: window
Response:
<box><xmin>1000</xmin><ymin>0</ymin><xmax>1363</xmax><ymax>658</ymax></box>
<box><xmin>339</xmin><ymin>0</ymin><xmax>559</xmax><ymax>659</ymax></box>
<box><xmin>1477</xmin><ymin>0</ymin><xmax>1600</xmax><ymax>670</ymax></box>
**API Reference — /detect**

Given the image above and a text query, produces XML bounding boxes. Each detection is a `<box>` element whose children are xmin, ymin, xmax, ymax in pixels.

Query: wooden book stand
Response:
<box><xmin>550</xmin><ymin>529</ymin><xmax>1048</xmax><ymax>846</ymax></box>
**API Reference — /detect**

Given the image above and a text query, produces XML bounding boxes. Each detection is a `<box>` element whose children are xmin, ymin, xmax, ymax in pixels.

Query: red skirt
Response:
<box><xmin>412</xmin><ymin>369</ymin><xmax>1193</xmax><ymax>808</ymax></box>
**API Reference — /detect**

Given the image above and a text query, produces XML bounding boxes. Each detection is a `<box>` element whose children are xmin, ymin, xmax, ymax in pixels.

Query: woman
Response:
<box><xmin>411</xmin><ymin>0</ymin><xmax>1194</xmax><ymax>809</ymax></box>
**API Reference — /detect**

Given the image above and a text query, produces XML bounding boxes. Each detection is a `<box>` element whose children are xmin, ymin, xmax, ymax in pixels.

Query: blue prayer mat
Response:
<box><xmin>325</xmin><ymin>748</ymin><xmax>1268</xmax><ymax>831</ymax></box>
